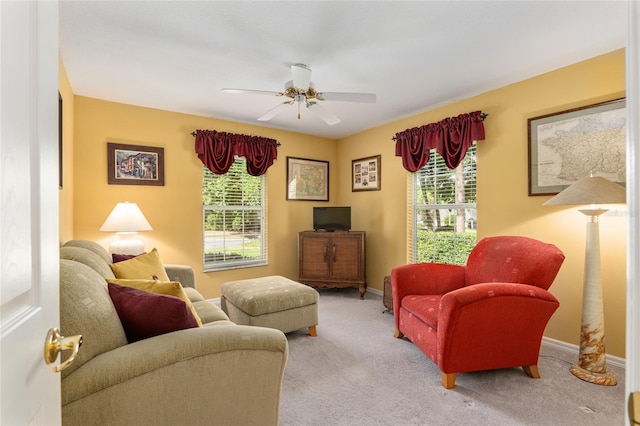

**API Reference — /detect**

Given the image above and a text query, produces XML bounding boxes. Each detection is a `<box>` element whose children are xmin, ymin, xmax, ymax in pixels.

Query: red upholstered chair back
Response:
<box><xmin>464</xmin><ymin>236</ymin><xmax>565</xmax><ymax>290</ymax></box>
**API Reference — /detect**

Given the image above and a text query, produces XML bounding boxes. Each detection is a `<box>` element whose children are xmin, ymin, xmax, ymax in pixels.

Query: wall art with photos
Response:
<box><xmin>352</xmin><ymin>155</ymin><xmax>381</xmax><ymax>192</ymax></box>
<box><xmin>527</xmin><ymin>98</ymin><xmax>626</xmax><ymax>196</ymax></box>
<box><xmin>286</xmin><ymin>156</ymin><xmax>329</xmax><ymax>201</ymax></box>
<box><xmin>107</xmin><ymin>142</ymin><xmax>165</xmax><ymax>186</ymax></box>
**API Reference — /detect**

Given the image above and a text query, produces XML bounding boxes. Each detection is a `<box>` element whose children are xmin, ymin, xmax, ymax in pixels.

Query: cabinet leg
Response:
<box><xmin>359</xmin><ymin>284</ymin><xmax>366</xmax><ymax>299</ymax></box>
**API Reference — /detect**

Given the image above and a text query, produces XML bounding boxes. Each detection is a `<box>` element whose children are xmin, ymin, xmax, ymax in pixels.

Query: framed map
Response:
<box><xmin>528</xmin><ymin>98</ymin><xmax>626</xmax><ymax>196</ymax></box>
<box><xmin>286</xmin><ymin>157</ymin><xmax>329</xmax><ymax>201</ymax></box>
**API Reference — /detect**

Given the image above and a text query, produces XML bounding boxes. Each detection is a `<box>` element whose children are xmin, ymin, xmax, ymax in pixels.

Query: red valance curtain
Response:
<box><xmin>394</xmin><ymin>111</ymin><xmax>486</xmax><ymax>172</ymax></box>
<box><xmin>194</xmin><ymin>130</ymin><xmax>279</xmax><ymax>176</ymax></box>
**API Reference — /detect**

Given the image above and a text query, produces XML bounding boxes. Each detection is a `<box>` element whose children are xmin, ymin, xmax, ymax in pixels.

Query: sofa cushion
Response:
<box><xmin>108</xmin><ymin>283</ymin><xmax>199</xmax><ymax>342</ymax></box>
<box><xmin>106</xmin><ymin>278</ymin><xmax>203</xmax><ymax>327</ymax></box>
<box><xmin>109</xmin><ymin>248</ymin><xmax>171</xmax><ymax>281</ymax></box>
<box><xmin>62</xmin><ymin>239</ymin><xmax>112</xmax><ymax>264</ymax></box>
<box><xmin>60</xmin><ymin>260</ymin><xmax>128</xmax><ymax>378</ymax></box>
<box><xmin>401</xmin><ymin>294</ymin><xmax>442</xmax><ymax>329</ymax></box>
<box><xmin>60</xmin><ymin>246</ymin><xmax>116</xmax><ymax>279</ymax></box>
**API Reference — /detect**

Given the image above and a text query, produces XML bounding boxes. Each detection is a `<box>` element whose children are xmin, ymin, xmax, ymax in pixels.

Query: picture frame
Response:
<box><xmin>286</xmin><ymin>156</ymin><xmax>329</xmax><ymax>201</ymax></box>
<box><xmin>59</xmin><ymin>92</ymin><xmax>63</xmax><ymax>189</ymax></box>
<box><xmin>352</xmin><ymin>155</ymin><xmax>381</xmax><ymax>192</ymax></box>
<box><xmin>527</xmin><ymin>98</ymin><xmax>626</xmax><ymax>196</ymax></box>
<box><xmin>107</xmin><ymin>142</ymin><xmax>165</xmax><ymax>186</ymax></box>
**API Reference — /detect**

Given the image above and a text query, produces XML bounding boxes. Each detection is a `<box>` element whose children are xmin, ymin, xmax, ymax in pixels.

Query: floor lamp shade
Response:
<box><xmin>544</xmin><ymin>176</ymin><xmax>625</xmax><ymax>386</ymax></box>
<box><xmin>100</xmin><ymin>202</ymin><xmax>153</xmax><ymax>255</ymax></box>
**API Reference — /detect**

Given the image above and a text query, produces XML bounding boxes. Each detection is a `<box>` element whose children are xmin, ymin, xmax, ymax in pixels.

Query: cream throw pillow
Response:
<box><xmin>106</xmin><ymin>278</ymin><xmax>203</xmax><ymax>327</ymax></box>
<box><xmin>109</xmin><ymin>248</ymin><xmax>171</xmax><ymax>282</ymax></box>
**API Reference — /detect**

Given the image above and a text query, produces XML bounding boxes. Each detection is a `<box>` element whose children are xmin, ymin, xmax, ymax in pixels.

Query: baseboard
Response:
<box><xmin>542</xmin><ymin>336</ymin><xmax>626</xmax><ymax>369</ymax></box>
<box><xmin>366</xmin><ymin>287</ymin><xmax>383</xmax><ymax>297</ymax></box>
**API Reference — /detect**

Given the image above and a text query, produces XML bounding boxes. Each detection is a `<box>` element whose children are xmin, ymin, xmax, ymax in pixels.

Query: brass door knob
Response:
<box><xmin>44</xmin><ymin>328</ymin><xmax>83</xmax><ymax>372</ymax></box>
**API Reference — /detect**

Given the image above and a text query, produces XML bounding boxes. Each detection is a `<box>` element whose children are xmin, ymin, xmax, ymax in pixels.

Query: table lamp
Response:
<box><xmin>544</xmin><ymin>175</ymin><xmax>626</xmax><ymax>385</ymax></box>
<box><xmin>100</xmin><ymin>202</ymin><xmax>152</xmax><ymax>255</ymax></box>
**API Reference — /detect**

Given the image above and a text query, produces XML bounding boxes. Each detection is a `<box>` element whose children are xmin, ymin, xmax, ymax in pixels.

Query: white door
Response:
<box><xmin>1</xmin><ymin>1</ymin><xmax>61</xmax><ymax>425</ymax></box>
<box><xmin>627</xmin><ymin>2</ymin><xmax>640</xmax><ymax>425</ymax></box>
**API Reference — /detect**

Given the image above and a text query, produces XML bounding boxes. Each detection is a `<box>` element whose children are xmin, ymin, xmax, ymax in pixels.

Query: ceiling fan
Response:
<box><xmin>222</xmin><ymin>64</ymin><xmax>376</xmax><ymax>126</ymax></box>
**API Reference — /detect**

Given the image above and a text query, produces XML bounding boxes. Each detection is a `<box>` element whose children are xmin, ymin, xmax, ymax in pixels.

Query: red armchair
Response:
<box><xmin>392</xmin><ymin>236</ymin><xmax>565</xmax><ymax>389</ymax></box>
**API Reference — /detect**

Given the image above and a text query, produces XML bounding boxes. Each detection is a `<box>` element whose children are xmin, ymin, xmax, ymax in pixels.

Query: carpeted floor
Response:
<box><xmin>279</xmin><ymin>288</ymin><xmax>625</xmax><ymax>426</ymax></box>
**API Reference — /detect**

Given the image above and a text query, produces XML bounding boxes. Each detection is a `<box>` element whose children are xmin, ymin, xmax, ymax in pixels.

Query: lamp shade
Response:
<box><xmin>543</xmin><ymin>176</ymin><xmax>626</xmax><ymax>206</ymax></box>
<box><xmin>100</xmin><ymin>202</ymin><xmax>153</xmax><ymax>232</ymax></box>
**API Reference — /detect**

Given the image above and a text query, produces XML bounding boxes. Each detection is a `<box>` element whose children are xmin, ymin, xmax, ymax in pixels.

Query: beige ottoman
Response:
<box><xmin>220</xmin><ymin>275</ymin><xmax>319</xmax><ymax>336</ymax></box>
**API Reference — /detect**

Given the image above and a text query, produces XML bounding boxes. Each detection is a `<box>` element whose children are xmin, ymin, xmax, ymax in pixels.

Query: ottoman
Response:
<box><xmin>220</xmin><ymin>275</ymin><xmax>319</xmax><ymax>336</ymax></box>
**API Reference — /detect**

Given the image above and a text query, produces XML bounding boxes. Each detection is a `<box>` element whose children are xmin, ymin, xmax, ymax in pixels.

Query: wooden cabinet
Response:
<box><xmin>298</xmin><ymin>231</ymin><xmax>366</xmax><ymax>299</ymax></box>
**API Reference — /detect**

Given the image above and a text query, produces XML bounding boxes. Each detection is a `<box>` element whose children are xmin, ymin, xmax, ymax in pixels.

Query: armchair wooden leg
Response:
<box><xmin>441</xmin><ymin>372</ymin><xmax>456</xmax><ymax>389</ymax></box>
<box><xmin>308</xmin><ymin>326</ymin><xmax>317</xmax><ymax>337</ymax></box>
<box><xmin>523</xmin><ymin>365</ymin><xmax>541</xmax><ymax>379</ymax></box>
<box><xmin>393</xmin><ymin>329</ymin><xmax>404</xmax><ymax>338</ymax></box>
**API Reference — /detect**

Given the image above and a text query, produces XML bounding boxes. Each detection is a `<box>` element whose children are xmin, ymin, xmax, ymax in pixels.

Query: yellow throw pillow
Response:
<box><xmin>106</xmin><ymin>278</ymin><xmax>203</xmax><ymax>327</ymax></box>
<box><xmin>109</xmin><ymin>248</ymin><xmax>171</xmax><ymax>282</ymax></box>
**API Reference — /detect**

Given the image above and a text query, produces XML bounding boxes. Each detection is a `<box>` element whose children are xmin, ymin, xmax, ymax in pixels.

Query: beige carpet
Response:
<box><xmin>279</xmin><ymin>288</ymin><xmax>625</xmax><ymax>426</ymax></box>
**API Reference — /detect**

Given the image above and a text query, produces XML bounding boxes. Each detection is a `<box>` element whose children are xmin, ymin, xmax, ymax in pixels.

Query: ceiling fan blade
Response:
<box><xmin>316</xmin><ymin>92</ymin><xmax>377</xmax><ymax>103</ymax></box>
<box><xmin>257</xmin><ymin>101</ymin><xmax>292</xmax><ymax>121</ymax></box>
<box><xmin>222</xmin><ymin>88</ymin><xmax>281</xmax><ymax>96</ymax></box>
<box><xmin>291</xmin><ymin>64</ymin><xmax>312</xmax><ymax>91</ymax></box>
<box><xmin>307</xmin><ymin>102</ymin><xmax>341</xmax><ymax>126</ymax></box>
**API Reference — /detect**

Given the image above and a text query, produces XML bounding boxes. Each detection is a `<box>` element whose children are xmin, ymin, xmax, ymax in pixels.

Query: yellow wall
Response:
<box><xmin>65</xmin><ymin>49</ymin><xmax>626</xmax><ymax>357</ymax></box>
<box><xmin>337</xmin><ymin>49</ymin><xmax>626</xmax><ymax>357</ymax></box>
<box><xmin>72</xmin><ymin>97</ymin><xmax>338</xmax><ymax>299</ymax></box>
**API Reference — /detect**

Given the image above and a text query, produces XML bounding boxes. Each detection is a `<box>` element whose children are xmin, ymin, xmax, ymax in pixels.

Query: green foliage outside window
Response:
<box><xmin>415</xmin><ymin>230</ymin><xmax>477</xmax><ymax>265</ymax></box>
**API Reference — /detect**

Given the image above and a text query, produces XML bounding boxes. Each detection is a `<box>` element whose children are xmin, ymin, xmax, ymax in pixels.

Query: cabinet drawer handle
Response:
<box><xmin>332</xmin><ymin>243</ymin><xmax>337</xmax><ymax>262</ymax></box>
<box><xmin>323</xmin><ymin>244</ymin><xmax>328</xmax><ymax>262</ymax></box>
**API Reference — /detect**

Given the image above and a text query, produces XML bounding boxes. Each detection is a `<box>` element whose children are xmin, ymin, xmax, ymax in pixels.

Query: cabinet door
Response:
<box><xmin>330</xmin><ymin>233</ymin><xmax>363</xmax><ymax>281</ymax></box>
<box><xmin>299</xmin><ymin>234</ymin><xmax>332</xmax><ymax>279</ymax></box>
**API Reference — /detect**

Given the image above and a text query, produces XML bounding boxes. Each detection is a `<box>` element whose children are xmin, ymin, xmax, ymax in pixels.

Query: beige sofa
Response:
<box><xmin>59</xmin><ymin>240</ymin><xmax>288</xmax><ymax>426</ymax></box>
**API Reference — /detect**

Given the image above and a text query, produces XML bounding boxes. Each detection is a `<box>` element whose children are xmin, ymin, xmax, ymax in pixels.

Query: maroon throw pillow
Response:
<box><xmin>112</xmin><ymin>252</ymin><xmax>146</xmax><ymax>263</ymax></box>
<box><xmin>107</xmin><ymin>283</ymin><xmax>198</xmax><ymax>342</ymax></box>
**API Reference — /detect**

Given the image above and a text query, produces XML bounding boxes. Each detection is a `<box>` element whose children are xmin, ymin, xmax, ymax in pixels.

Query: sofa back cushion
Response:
<box><xmin>60</xmin><ymin>259</ymin><xmax>128</xmax><ymax>378</ymax></box>
<box><xmin>60</xmin><ymin>246</ymin><xmax>116</xmax><ymax>279</ymax></box>
<box><xmin>465</xmin><ymin>236</ymin><xmax>565</xmax><ymax>290</ymax></box>
<box><xmin>62</xmin><ymin>239</ymin><xmax>112</xmax><ymax>264</ymax></box>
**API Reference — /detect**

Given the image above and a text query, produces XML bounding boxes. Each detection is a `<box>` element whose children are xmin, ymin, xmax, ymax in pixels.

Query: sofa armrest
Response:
<box><xmin>62</xmin><ymin>325</ymin><xmax>288</xmax><ymax>426</ymax></box>
<box><xmin>164</xmin><ymin>264</ymin><xmax>196</xmax><ymax>289</ymax></box>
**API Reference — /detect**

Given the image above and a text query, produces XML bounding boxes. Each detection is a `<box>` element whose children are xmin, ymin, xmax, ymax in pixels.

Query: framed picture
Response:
<box><xmin>286</xmin><ymin>156</ymin><xmax>329</xmax><ymax>201</ymax></box>
<box><xmin>527</xmin><ymin>98</ymin><xmax>626</xmax><ymax>196</ymax></box>
<box><xmin>352</xmin><ymin>155</ymin><xmax>381</xmax><ymax>192</ymax></box>
<box><xmin>58</xmin><ymin>92</ymin><xmax>63</xmax><ymax>189</ymax></box>
<box><xmin>107</xmin><ymin>142</ymin><xmax>165</xmax><ymax>186</ymax></box>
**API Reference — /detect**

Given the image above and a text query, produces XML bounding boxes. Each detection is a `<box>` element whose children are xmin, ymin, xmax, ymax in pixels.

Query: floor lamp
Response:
<box><xmin>544</xmin><ymin>175</ymin><xmax>625</xmax><ymax>386</ymax></box>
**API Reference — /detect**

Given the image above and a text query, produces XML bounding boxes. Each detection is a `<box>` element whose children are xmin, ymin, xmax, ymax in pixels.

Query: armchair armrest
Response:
<box><xmin>164</xmin><ymin>264</ymin><xmax>195</xmax><ymax>289</ymax></box>
<box><xmin>436</xmin><ymin>282</ymin><xmax>559</xmax><ymax>373</ymax></box>
<box><xmin>62</xmin><ymin>325</ymin><xmax>288</xmax><ymax>426</ymax></box>
<box><xmin>392</xmin><ymin>263</ymin><xmax>465</xmax><ymax>331</ymax></box>
<box><xmin>391</xmin><ymin>263</ymin><xmax>465</xmax><ymax>309</ymax></box>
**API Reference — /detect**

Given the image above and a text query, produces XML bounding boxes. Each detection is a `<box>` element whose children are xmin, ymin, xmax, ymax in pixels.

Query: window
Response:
<box><xmin>202</xmin><ymin>158</ymin><xmax>266</xmax><ymax>271</ymax></box>
<box><xmin>412</xmin><ymin>144</ymin><xmax>477</xmax><ymax>265</ymax></box>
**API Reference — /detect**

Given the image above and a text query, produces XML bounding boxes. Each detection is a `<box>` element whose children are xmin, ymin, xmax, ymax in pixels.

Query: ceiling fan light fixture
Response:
<box><xmin>226</xmin><ymin>63</ymin><xmax>376</xmax><ymax>126</ymax></box>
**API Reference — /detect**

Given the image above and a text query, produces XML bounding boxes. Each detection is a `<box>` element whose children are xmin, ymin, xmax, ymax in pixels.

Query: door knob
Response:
<box><xmin>44</xmin><ymin>328</ymin><xmax>83</xmax><ymax>373</ymax></box>
<box><xmin>630</xmin><ymin>392</ymin><xmax>640</xmax><ymax>425</ymax></box>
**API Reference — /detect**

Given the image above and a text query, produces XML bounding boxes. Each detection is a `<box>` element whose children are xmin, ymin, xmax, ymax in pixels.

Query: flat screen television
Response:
<box><xmin>313</xmin><ymin>207</ymin><xmax>351</xmax><ymax>231</ymax></box>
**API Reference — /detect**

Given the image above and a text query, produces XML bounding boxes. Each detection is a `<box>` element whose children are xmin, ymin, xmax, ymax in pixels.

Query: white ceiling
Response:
<box><xmin>59</xmin><ymin>1</ymin><xmax>627</xmax><ymax>140</ymax></box>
